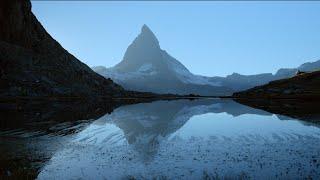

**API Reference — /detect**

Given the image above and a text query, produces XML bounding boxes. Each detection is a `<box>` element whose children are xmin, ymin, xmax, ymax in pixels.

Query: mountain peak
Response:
<box><xmin>137</xmin><ymin>24</ymin><xmax>159</xmax><ymax>47</ymax></box>
<box><xmin>114</xmin><ymin>24</ymin><xmax>161</xmax><ymax>72</ymax></box>
<box><xmin>141</xmin><ymin>24</ymin><xmax>152</xmax><ymax>33</ymax></box>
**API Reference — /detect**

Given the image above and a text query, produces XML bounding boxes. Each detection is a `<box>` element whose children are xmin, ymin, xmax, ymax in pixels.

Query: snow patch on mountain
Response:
<box><xmin>102</xmin><ymin>68</ymin><xmax>158</xmax><ymax>82</ymax></box>
<box><xmin>138</xmin><ymin>63</ymin><xmax>153</xmax><ymax>72</ymax></box>
<box><xmin>94</xmin><ymin>62</ymin><xmax>159</xmax><ymax>82</ymax></box>
<box><xmin>136</xmin><ymin>63</ymin><xmax>157</xmax><ymax>75</ymax></box>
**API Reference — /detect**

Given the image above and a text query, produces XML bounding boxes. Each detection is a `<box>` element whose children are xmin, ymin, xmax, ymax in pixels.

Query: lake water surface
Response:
<box><xmin>1</xmin><ymin>99</ymin><xmax>320</xmax><ymax>179</ymax></box>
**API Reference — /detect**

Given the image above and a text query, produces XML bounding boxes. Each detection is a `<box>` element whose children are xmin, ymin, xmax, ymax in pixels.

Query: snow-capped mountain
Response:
<box><xmin>93</xmin><ymin>25</ymin><xmax>232</xmax><ymax>95</ymax></box>
<box><xmin>93</xmin><ymin>25</ymin><xmax>320</xmax><ymax>95</ymax></box>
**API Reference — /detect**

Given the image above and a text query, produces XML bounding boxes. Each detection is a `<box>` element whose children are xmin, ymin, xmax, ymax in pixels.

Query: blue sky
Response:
<box><xmin>32</xmin><ymin>1</ymin><xmax>320</xmax><ymax>77</ymax></box>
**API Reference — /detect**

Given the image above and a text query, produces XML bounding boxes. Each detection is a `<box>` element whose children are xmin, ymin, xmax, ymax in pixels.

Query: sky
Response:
<box><xmin>31</xmin><ymin>1</ymin><xmax>320</xmax><ymax>77</ymax></box>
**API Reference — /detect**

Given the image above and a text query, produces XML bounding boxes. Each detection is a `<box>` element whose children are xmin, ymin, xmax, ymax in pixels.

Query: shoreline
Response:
<box><xmin>1</xmin><ymin>95</ymin><xmax>320</xmax><ymax>101</ymax></box>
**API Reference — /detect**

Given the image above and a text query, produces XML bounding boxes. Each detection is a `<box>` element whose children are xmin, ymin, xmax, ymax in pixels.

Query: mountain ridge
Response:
<box><xmin>94</xmin><ymin>25</ymin><xmax>233</xmax><ymax>96</ymax></box>
<box><xmin>93</xmin><ymin>25</ymin><xmax>320</xmax><ymax>96</ymax></box>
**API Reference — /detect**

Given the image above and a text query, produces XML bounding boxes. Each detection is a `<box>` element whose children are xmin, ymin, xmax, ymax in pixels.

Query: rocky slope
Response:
<box><xmin>0</xmin><ymin>0</ymin><xmax>126</xmax><ymax>97</ymax></box>
<box><xmin>93</xmin><ymin>25</ymin><xmax>233</xmax><ymax>96</ymax></box>
<box><xmin>233</xmin><ymin>70</ymin><xmax>320</xmax><ymax>99</ymax></box>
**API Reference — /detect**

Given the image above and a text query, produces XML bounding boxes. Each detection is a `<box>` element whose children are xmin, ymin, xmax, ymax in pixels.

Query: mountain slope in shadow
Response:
<box><xmin>0</xmin><ymin>0</ymin><xmax>125</xmax><ymax>97</ymax></box>
<box><xmin>233</xmin><ymin>70</ymin><xmax>320</xmax><ymax>99</ymax></box>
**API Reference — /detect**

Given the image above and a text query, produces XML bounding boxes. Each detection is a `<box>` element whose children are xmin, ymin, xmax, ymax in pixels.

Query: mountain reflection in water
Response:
<box><xmin>1</xmin><ymin>99</ymin><xmax>320</xmax><ymax>179</ymax></box>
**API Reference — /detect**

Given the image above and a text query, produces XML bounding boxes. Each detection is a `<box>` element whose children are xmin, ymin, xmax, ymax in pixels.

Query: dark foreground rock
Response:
<box><xmin>0</xmin><ymin>0</ymin><xmax>126</xmax><ymax>97</ymax></box>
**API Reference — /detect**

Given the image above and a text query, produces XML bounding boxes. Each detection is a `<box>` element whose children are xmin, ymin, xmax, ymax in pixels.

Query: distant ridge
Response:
<box><xmin>233</xmin><ymin>70</ymin><xmax>320</xmax><ymax>99</ymax></box>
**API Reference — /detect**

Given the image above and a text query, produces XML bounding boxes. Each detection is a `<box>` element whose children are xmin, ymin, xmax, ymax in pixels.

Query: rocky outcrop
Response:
<box><xmin>0</xmin><ymin>0</ymin><xmax>125</xmax><ymax>97</ymax></box>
